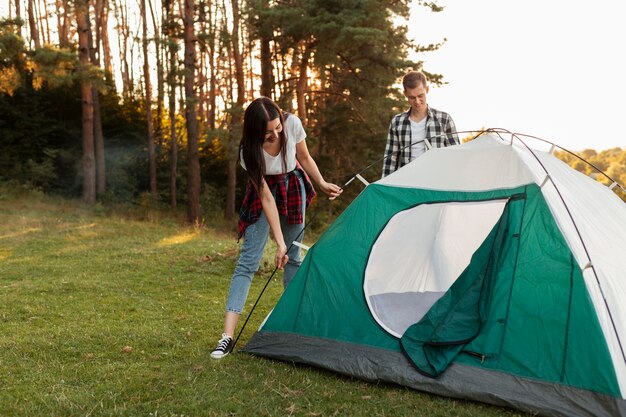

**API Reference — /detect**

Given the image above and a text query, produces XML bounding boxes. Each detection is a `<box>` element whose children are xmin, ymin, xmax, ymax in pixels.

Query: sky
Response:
<box><xmin>2</xmin><ymin>1</ymin><xmax>624</xmax><ymax>151</ymax></box>
<box><xmin>406</xmin><ymin>0</ymin><xmax>626</xmax><ymax>151</ymax></box>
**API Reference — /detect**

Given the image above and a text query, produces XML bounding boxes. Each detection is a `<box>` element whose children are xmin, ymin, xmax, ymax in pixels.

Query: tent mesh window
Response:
<box><xmin>363</xmin><ymin>199</ymin><xmax>508</xmax><ymax>338</ymax></box>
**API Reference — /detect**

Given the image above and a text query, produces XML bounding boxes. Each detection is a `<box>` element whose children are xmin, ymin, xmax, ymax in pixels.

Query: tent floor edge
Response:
<box><xmin>243</xmin><ymin>331</ymin><xmax>626</xmax><ymax>417</ymax></box>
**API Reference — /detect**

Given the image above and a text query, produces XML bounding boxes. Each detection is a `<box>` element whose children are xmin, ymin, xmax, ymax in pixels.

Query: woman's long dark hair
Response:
<box><xmin>240</xmin><ymin>97</ymin><xmax>288</xmax><ymax>191</ymax></box>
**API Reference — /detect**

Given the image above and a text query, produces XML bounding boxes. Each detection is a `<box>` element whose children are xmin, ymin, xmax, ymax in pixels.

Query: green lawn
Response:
<box><xmin>0</xmin><ymin>186</ymin><xmax>527</xmax><ymax>416</ymax></box>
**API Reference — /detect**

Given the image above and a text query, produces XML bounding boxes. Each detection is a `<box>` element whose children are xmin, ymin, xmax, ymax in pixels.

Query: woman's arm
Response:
<box><xmin>296</xmin><ymin>140</ymin><xmax>343</xmax><ymax>200</ymax></box>
<box><xmin>259</xmin><ymin>179</ymin><xmax>289</xmax><ymax>269</ymax></box>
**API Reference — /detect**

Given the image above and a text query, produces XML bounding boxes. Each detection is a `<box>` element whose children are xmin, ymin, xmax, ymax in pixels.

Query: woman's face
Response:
<box><xmin>264</xmin><ymin>118</ymin><xmax>282</xmax><ymax>144</ymax></box>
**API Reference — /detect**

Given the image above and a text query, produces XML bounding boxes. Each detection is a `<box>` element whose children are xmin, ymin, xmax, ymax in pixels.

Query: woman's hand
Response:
<box><xmin>319</xmin><ymin>181</ymin><xmax>343</xmax><ymax>200</ymax></box>
<box><xmin>295</xmin><ymin>141</ymin><xmax>343</xmax><ymax>200</ymax></box>
<box><xmin>275</xmin><ymin>243</ymin><xmax>289</xmax><ymax>269</ymax></box>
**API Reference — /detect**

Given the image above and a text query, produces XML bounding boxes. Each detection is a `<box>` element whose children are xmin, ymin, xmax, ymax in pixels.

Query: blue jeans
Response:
<box><xmin>225</xmin><ymin>172</ymin><xmax>306</xmax><ymax>314</ymax></box>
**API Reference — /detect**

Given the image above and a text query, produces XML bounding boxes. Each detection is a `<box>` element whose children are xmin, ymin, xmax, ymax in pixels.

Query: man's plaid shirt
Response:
<box><xmin>382</xmin><ymin>106</ymin><xmax>459</xmax><ymax>177</ymax></box>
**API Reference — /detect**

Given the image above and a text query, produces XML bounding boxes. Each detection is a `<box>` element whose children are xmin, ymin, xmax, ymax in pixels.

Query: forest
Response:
<box><xmin>1</xmin><ymin>0</ymin><xmax>624</xmax><ymax>227</ymax></box>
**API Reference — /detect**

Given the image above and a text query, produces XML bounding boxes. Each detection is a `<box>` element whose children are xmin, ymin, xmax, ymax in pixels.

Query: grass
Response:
<box><xmin>0</xmin><ymin>186</ymin><xmax>529</xmax><ymax>417</ymax></box>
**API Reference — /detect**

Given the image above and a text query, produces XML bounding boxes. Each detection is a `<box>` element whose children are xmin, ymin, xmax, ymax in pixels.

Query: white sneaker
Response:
<box><xmin>210</xmin><ymin>333</ymin><xmax>234</xmax><ymax>359</ymax></box>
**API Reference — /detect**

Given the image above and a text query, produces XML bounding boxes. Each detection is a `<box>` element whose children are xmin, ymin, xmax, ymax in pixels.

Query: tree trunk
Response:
<box><xmin>61</xmin><ymin>0</ymin><xmax>70</xmax><ymax>47</ymax></box>
<box><xmin>38</xmin><ymin>0</ymin><xmax>50</xmax><ymax>45</ymax></box>
<box><xmin>55</xmin><ymin>0</ymin><xmax>64</xmax><ymax>46</ymax></box>
<box><xmin>208</xmin><ymin>0</ymin><xmax>216</xmax><ymax>130</ymax></box>
<box><xmin>169</xmin><ymin>101</ymin><xmax>178</xmax><ymax>210</ymax></box>
<box><xmin>288</xmin><ymin>47</ymin><xmax>298</xmax><ymax>111</ymax></box>
<box><xmin>15</xmin><ymin>0</ymin><xmax>23</xmax><ymax>38</ymax></box>
<box><xmin>77</xmin><ymin>0</ymin><xmax>96</xmax><ymax>204</ymax></box>
<box><xmin>225</xmin><ymin>0</ymin><xmax>245</xmax><ymax>221</ymax></box>
<box><xmin>276</xmin><ymin>41</ymin><xmax>287</xmax><ymax>98</ymax></box>
<box><xmin>94</xmin><ymin>0</ymin><xmax>102</xmax><ymax>61</ymax></box>
<box><xmin>260</xmin><ymin>34</ymin><xmax>273</xmax><ymax>98</ymax></box>
<box><xmin>197</xmin><ymin>45</ymin><xmax>207</xmax><ymax>137</ymax></box>
<box><xmin>247</xmin><ymin>38</ymin><xmax>254</xmax><ymax>98</ymax></box>
<box><xmin>184</xmin><ymin>0</ymin><xmax>200</xmax><ymax>223</ymax></box>
<box><xmin>88</xmin><ymin>3</ymin><xmax>106</xmax><ymax>196</ymax></box>
<box><xmin>113</xmin><ymin>0</ymin><xmax>132</xmax><ymax>99</ymax></box>
<box><xmin>258</xmin><ymin>0</ymin><xmax>273</xmax><ymax>98</ymax></box>
<box><xmin>166</xmin><ymin>0</ymin><xmax>177</xmax><ymax>210</ymax></box>
<box><xmin>148</xmin><ymin>0</ymin><xmax>164</xmax><ymax>147</ymax></box>
<box><xmin>168</xmin><ymin>42</ymin><xmax>178</xmax><ymax>211</ymax></box>
<box><xmin>27</xmin><ymin>0</ymin><xmax>40</xmax><ymax>48</ymax></box>
<box><xmin>92</xmin><ymin>90</ymin><xmax>105</xmax><ymax>195</ymax></box>
<box><xmin>141</xmin><ymin>0</ymin><xmax>157</xmax><ymax>196</ymax></box>
<box><xmin>296</xmin><ymin>43</ymin><xmax>312</xmax><ymax>124</ymax></box>
<box><xmin>100</xmin><ymin>0</ymin><xmax>112</xmax><ymax>81</ymax></box>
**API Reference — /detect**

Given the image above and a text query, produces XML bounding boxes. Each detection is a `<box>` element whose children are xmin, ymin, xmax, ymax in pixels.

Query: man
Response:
<box><xmin>382</xmin><ymin>71</ymin><xmax>459</xmax><ymax>177</ymax></box>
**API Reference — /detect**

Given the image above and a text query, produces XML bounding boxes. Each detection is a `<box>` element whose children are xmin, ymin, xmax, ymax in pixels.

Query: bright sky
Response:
<box><xmin>406</xmin><ymin>0</ymin><xmax>626</xmax><ymax>151</ymax></box>
<box><xmin>3</xmin><ymin>1</ymin><xmax>624</xmax><ymax>151</ymax></box>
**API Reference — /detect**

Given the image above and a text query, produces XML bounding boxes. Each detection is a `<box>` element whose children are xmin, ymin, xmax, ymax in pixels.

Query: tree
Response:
<box><xmin>147</xmin><ymin>0</ymin><xmax>165</xmax><ymax>147</ymax></box>
<box><xmin>112</xmin><ymin>0</ymin><xmax>133</xmax><ymax>99</ymax></box>
<box><xmin>99</xmin><ymin>0</ymin><xmax>112</xmax><ymax>80</ymax></box>
<box><xmin>14</xmin><ymin>0</ymin><xmax>23</xmax><ymax>39</ymax></box>
<box><xmin>224</xmin><ymin>0</ymin><xmax>245</xmax><ymax>221</ymax></box>
<box><xmin>183</xmin><ymin>0</ymin><xmax>200</xmax><ymax>223</ymax></box>
<box><xmin>247</xmin><ymin>0</ymin><xmax>273</xmax><ymax>97</ymax></box>
<box><xmin>141</xmin><ymin>0</ymin><xmax>157</xmax><ymax>196</ymax></box>
<box><xmin>206</xmin><ymin>0</ymin><xmax>217</xmax><ymax>130</ymax></box>
<box><xmin>87</xmin><ymin>2</ymin><xmax>106</xmax><ymax>196</ymax></box>
<box><xmin>164</xmin><ymin>0</ymin><xmax>179</xmax><ymax>209</ymax></box>
<box><xmin>55</xmin><ymin>0</ymin><xmax>70</xmax><ymax>48</ymax></box>
<box><xmin>76</xmin><ymin>0</ymin><xmax>96</xmax><ymax>204</ymax></box>
<box><xmin>27</xmin><ymin>0</ymin><xmax>40</xmax><ymax>48</ymax></box>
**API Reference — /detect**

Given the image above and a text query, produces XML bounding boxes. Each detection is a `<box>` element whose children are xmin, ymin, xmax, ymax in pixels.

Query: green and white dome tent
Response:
<box><xmin>243</xmin><ymin>130</ymin><xmax>626</xmax><ymax>417</ymax></box>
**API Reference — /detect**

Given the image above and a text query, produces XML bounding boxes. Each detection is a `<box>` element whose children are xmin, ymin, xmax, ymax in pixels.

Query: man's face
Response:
<box><xmin>404</xmin><ymin>83</ymin><xmax>429</xmax><ymax>115</ymax></box>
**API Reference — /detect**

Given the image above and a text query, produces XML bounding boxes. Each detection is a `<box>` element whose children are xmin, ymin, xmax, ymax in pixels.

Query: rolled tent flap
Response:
<box><xmin>401</xmin><ymin>196</ymin><xmax>517</xmax><ymax>377</ymax></box>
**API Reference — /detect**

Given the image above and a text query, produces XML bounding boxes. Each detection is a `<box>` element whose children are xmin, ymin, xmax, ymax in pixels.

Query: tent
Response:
<box><xmin>243</xmin><ymin>133</ymin><xmax>626</xmax><ymax>417</ymax></box>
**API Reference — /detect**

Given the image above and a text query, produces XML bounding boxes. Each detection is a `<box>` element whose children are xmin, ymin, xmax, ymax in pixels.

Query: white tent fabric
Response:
<box><xmin>378</xmin><ymin>133</ymin><xmax>626</xmax><ymax>396</ymax></box>
<box><xmin>378</xmin><ymin>136</ymin><xmax>536</xmax><ymax>192</ymax></box>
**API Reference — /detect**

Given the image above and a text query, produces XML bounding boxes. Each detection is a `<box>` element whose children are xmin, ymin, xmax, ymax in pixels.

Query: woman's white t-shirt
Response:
<box><xmin>240</xmin><ymin>114</ymin><xmax>306</xmax><ymax>175</ymax></box>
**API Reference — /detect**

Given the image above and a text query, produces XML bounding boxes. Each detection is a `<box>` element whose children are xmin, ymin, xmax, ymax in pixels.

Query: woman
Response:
<box><xmin>211</xmin><ymin>97</ymin><xmax>342</xmax><ymax>359</ymax></box>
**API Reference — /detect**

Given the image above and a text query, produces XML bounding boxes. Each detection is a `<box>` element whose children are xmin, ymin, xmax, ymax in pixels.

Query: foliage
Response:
<box><xmin>0</xmin><ymin>17</ymin><xmax>241</xmax><ymax>211</ymax></box>
<box><xmin>30</xmin><ymin>45</ymin><xmax>77</xmax><ymax>89</ymax></box>
<box><xmin>555</xmin><ymin>147</ymin><xmax>626</xmax><ymax>202</ymax></box>
<box><xmin>2</xmin><ymin>0</ymin><xmax>453</xmax><ymax>218</ymax></box>
<box><xmin>0</xmin><ymin>18</ymin><xmax>27</xmax><ymax>95</ymax></box>
<box><xmin>0</xmin><ymin>74</ymin><xmax>150</xmax><ymax>197</ymax></box>
<box><xmin>0</xmin><ymin>187</ymin><xmax>530</xmax><ymax>417</ymax></box>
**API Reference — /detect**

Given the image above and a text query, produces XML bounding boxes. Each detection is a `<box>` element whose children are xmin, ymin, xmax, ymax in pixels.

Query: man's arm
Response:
<box><xmin>382</xmin><ymin>118</ymin><xmax>398</xmax><ymax>178</ymax></box>
<box><xmin>445</xmin><ymin>114</ymin><xmax>460</xmax><ymax>146</ymax></box>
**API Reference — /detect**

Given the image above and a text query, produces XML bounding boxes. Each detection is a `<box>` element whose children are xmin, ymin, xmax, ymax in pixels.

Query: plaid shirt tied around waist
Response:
<box><xmin>238</xmin><ymin>165</ymin><xmax>316</xmax><ymax>239</ymax></box>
